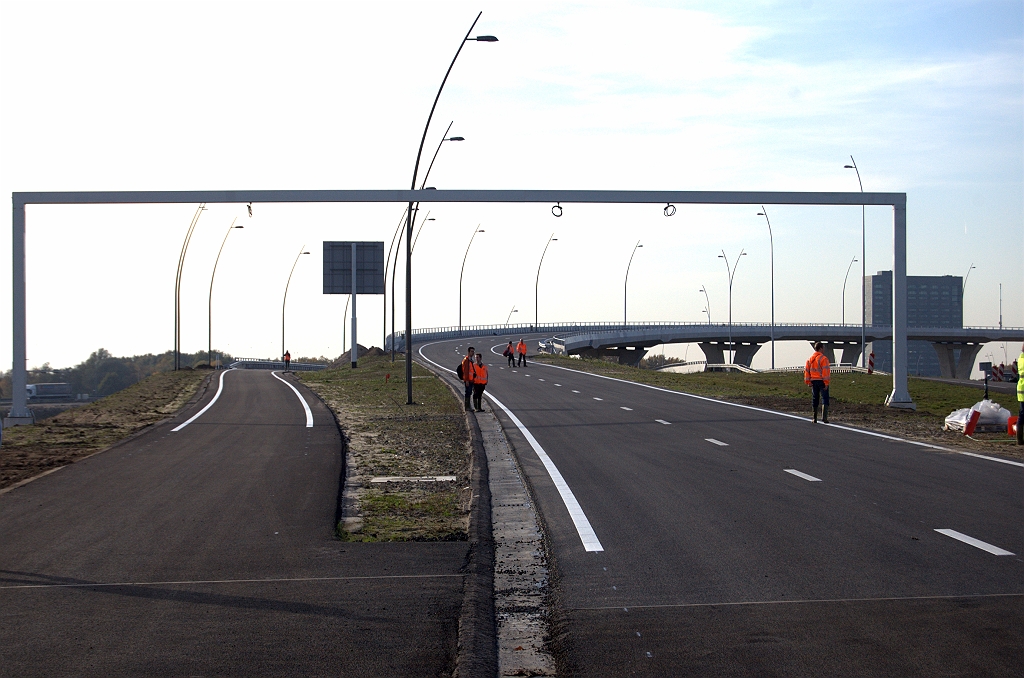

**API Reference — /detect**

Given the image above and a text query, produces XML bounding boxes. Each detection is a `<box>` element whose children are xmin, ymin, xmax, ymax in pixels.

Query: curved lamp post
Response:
<box><xmin>403</xmin><ymin>13</ymin><xmax>496</xmax><ymax>403</ymax></box>
<box><xmin>208</xmin><ymin>218</ymin><xmax>243</xmax><ymax>366</ymax></box>
<box><xmin>459</xmin><ymin>225</ymin><xmax>485</xmax><ymax>332</ymax></box>
<box><xmin>699</xmin><ymin>285</ymin><xmax>712</xmax><ymax>325</ymax></box>
<box><xmin>175</xmin><ymin>204</ymin><xmax>207</xmax><ymax>370</ymax></box>
<box><xmin>506</xmin><ymin>306</ymin><xmax>518</xmax><ymax>326</ymax></box>
<box><xmin>390</xmin><ymin>209</ymin><xmax>432</xmax><ymax>361</ymax></box>
<box><xmin>535</xmin><ymin>233</ymin><xmax>557</xmax><ymax>328</ymax></box>
<box><xmin>962</xmin><ymin>263</ymin><xmax>975</xmax><ymax>296</ymax></box>
<box><xmin>842</xmin><ymin>256</ymin><xmax>859</xmax><ymax>325</ymax></box>
<box><xmin>624</xmin><ymin>241</ymin><xmax>643</xmax><ymax>327</ymax></box>
<box><xmin>757</xmin><ymin>207</ymin><xmax>776</xmax><ymax>369</ymax></box>
<box><xmin>718</xmin><ymin>249</ymin><xmax>746</xmax><ymax>364</ymax></box>
<box><xmin>282</xmin><ymin>246</ymin><xmax>309</xmax><ymax>358</ymax></box>
<box><xmin>845</xmin><ymin>157</ymin><xmax>866</xmax><ymax>366</ymax></box>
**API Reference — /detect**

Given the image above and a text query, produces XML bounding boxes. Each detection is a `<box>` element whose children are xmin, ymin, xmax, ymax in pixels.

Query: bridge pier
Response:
<box><xmin>698</xmin><ymin>341</ymin><xmax>762</xmax><ymax>368</ymax></box>
<box><xmin>807</xmin><ymin>341</ymin><xmax>862</xmax><ymax>366</ymax></box>
<box><xmin>931</xmin><ymin>342</ymin><xmax>982</xmax><ymax>379</ymax></box>
<box><xmin>575</xmin><ymin>347</ymin><xmax>650</xmax><ymax>366</ymax></box>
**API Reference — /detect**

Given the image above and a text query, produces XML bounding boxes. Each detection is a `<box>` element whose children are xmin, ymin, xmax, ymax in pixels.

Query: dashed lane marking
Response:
<box><xmin>555</xmin><ymin>384</ymin><xmax>562</xmax><ymax>387</ymax></box>
<box><xmin>593</xmin><ymin>397</ymin><xmax>603</xmax><ymax>401</ymax></box>
<box><xmin>620</xmin><ymin>407</ymin><xmax>633</xmax><ymax>411</ymax></box>
<box><xmin>572</xmin><ymin>390</ymin><xmax>580</xmax><ymax>393</ymax></box>
<box><xmin>656</xmin><ymin>419</ymin><xmax>671</xmax><ymax>425</ymax></box>
<box><xmin>783</xmin><ymin>469</ymin><xmax>821</xmax><ymax>482</ymax></box>
<box><xmin>705</xmin><ymin>438</ymin><xmax>728</xmax><ymax>446</ymax></box>
<box><xmin>935</xmin><ymin>529</ymin><xmax>1015</xmax><ymax>556</ymax></box>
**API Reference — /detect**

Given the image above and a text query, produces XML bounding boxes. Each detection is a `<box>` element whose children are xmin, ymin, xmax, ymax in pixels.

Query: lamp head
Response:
<box><xmin>302</xmin><ymin>251</ymin><xmax>310</xmax><ymax>255</ymax></box>
<box><xmin>427</xmin><ymin>217</ymin><xmax>435</xmax><ymax>221</ymax></box>
<box><xmin>844</xmin><ymin>165</ymin><xmax>854</xmax><ymax>169</ymax></box>
<box><xmin>473</xmin><ymin>35</ymin><xmax>498</xmax><ymax>42</ymax></box>
<box><xmin>234</xmin><ymin>225</ymin><xmax>244</xmax><ymax>229</ymax></box>
<box><xmin>447</xmin><ymin>136</ymin><xmax>465</xmax><ymax>141</ymax></box>
<box><xmin>757</xmin><ymin>212</ymin><xmax>765</xmax><ymax>216</ymax></box>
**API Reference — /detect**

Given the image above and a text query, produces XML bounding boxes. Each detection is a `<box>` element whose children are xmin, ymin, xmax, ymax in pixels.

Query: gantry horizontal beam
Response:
<box><xmin>12</xmin><ymin>189</ymin><xmax>905</xmax><ymax>207</ymax></box>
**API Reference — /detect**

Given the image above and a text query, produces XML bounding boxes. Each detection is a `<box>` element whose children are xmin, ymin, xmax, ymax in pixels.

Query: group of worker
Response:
<box><xmin>458</xmin><ymin>347</ymin><xmax>489</xmax><ymax>412</ymax></box>
<box><xmin>503</xmin><ymin>339</ymin><xmax>529</xmax><ymax>367</ymax></box>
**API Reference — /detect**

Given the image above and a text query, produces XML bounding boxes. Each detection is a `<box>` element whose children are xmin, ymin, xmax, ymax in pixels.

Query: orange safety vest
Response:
<box><xmin>517</xmin><ymin>341</ymin><xmax>527</xmax><ymax>355</ymax></box>
<box><xmin>804</xmin><ymin>351</ymin><xmax>831</xmax><ymax>386</ymax></box>
<box><xmin>284</xmin><ymin>352</ymin><xmax>291</xmax><ymax>361</ymax></box>
<box><xmin>473</xmin><ymin>362</ymin><xmax>488</xmax><ymax>385</ymax></box>
<box><xmin>461</xmin><ymin>356</ymin><xmax>476</xmax><ymax>382</ymax></box>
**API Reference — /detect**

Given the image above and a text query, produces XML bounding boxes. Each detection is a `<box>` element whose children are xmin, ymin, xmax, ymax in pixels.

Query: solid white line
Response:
<box><xmin>784</xmin><ymin>469</ymin><xmax>822</xmax><ymax>482</ymax></box>
<box><xmin>417</xmin><ymin>341</ymin><xmax>603</xmax><ymax>552</ymax></box>
<box><xmin>271</xmin><ymin>372</ymin><xmax>314</xmax><ymax>427</ymax></box>
<box><xmin>172</xmin><ymin>369</ymin><xmax>234</xmax><ymax>432</ymax></box>
<box><xmin>534</xmin><ymin>361</ymin><xmax>1024</xmax><ymax>469</ymax></box>
<box><xmin>620</xmin><ymin>407</ymin><xmax>633</xmax><ymax>411</ymax></box>
<box><xmin>705</xmin><ymin>438</ymin><xmax>728</xmax><ymax>446</ymax></box>
<box><xmin>934</xmin><ymin>529</ymin><xmax>1015</xmax><ymax>556</ymax></box>
<box><xmin>656</xmin><ymin>419</ymin><xmax>671</xmax><ymax>425</ymax></box>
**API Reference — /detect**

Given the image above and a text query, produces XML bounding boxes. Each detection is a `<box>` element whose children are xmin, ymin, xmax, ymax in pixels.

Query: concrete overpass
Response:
<box><xmin>388</xmin><ymin>321</ymin><xmax>1023</xmax><ymax>380</ymax></box>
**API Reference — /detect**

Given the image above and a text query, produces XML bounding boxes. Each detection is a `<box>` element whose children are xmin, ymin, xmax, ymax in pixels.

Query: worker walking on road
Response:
<box><xmin>284</xmin><ymin>350</ymin><xmax>291</xmax><ymax>372</ymax></box>
<box><xmin>1017</xmin><ymin>343</ymin><xmax>1023</xmax><ymax>445</ymax></box>
<box><xmin>504</xmin><ymin>341</ymin><xmax>515</xmax><ymax>367</ymax></box>
<box><xmin>472</xmin><ymin>353</ymin><xmax>489</xmax><ymax>412</ymax></box>
<box><xmin>458</xmin><ymin>347</ymin><xmax>476</xmax><ymax>411</ymax></box>
<box><xmin>516</xmin><ymin>338</ymin><xmax>528</xmax><ymax>367</ymax></box>
<box><xmin>804</xmin><ymin>341</ymin><xmax>831</xmax><ymax>423</ymax></box>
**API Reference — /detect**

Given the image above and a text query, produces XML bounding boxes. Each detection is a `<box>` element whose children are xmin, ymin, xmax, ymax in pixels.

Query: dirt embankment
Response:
<box><xmin>1</xmin><ymin>370</ymin><xmax>208</xmax><ymax>490</ymax></box>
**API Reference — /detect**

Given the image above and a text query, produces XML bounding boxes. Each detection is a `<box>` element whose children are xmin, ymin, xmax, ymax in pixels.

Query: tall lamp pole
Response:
<box><xmin>624</xmin><ymin>240</ymin><xmax>643</xmax><ymax>327</ymax></box>
<box><xmin>459</xmin><ymin>225</ymin><xmax>485</xmax><ymax>332</ymax></box>
<box><xmin>842</xmin><ymin>256</ymin><xmax>859</xmax><ymax>325</ymax></box>
<box><xmin>404</xmin><ymin>12</ymin><xmax>497</xmax><ymax>404</ymax></box>
<box><xmin>962</xmin><ymin>264</ymin><xmax>975</xmax><ymax>296</ymax></box>
<box><xmin>282</xmin><ymin>246</ymin><xmax>309</xmax><ymax>358</ymax></box>
<box><xmin>699</xmin><ymin>286</ymin><xmax>711</xmax><ymax>324</ymax></box>
<box><xmin>845</xmin><ymin>157</ymin><xmax>866</xmax><ymax>366</ymax></box>
<box><xmin>718</xmin><ymin>249</ymin><xmax>746</xmax><ymax>364</ymax></box>
<box><xmin>175</xmin><ymin>204</ymin><xmax>206</xmax><ymax>370</ymax></box>
<box><xmin>757</xmin><ymin>207</ymin><xmax>776</xmax><ymax>369</ymax></box>
<box><xmin>390</xmin><ymin>209</ymin><xmax>432</xmax><ymax>362</ymax></box>
<box><xmin>208</xmin><ymin>218</ymin><xmax>243</xmax><ymax>366</ymax></box>
<box><xmin>535</xmin><ymin>233</ymin><xmax>557</xmax><ymax>329</ymax></box>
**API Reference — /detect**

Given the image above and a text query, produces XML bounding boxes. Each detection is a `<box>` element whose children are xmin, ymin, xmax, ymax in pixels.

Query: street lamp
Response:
<box><xmin>391</xmin><ymin>209</ymin><xmax>432</xmax><ymax>362</ymax></box>
<box><xmin>757</xmin><ymin>207</ymin><xmax>776</xmax><ymax>369</ymax></box>
<box><xmin>718</xmin><ymin>249</ymin><xmax>746</xmax><ymax>364</ymax></box>
<box><xmin>535</xmin><ymin>233</ymin><xmax>557</xmax><ymax>329</ymax></box>
<box><xmin>412</xmin><ymin>216</ymin><xmax>435</xmax><ymax>253</ymax></box>
<box><xmin>208</xmin><ymin>218</ymin><xmax>243</xmax><ymax>366</ymax></box>
<box><xmin>459</xmin><ymin>225</ymin><xmax>485</xmax><ymax>332</ymax></box>
<box><xmin>962</xmin><ymin>263</ymin><xmax>975</xmax><ymax>295</ymax></box>
<box><xmin>624</xmin><ymin>241</ymin><xmax>643</xmax><ymax>327</ymax></box>
<box><xmin>282</xmin><ymin>246</ymin><xmax>310</xmax><ymax>358</ymax></box>
<box><xmin>175</xmin><ymin>204</ymin><xmax>207</xmax><ymax>370</ymax></box>
<box><xmin>506</xmin><ymin>306</ymin><xmax>518</xmax><ymax>326</ymax></box>
<box><xmin>842</xmin><ymin>256</ymin><xmax>859</xmax><ymax>325</ymax></box>
<box><xmin>699</xmin><ymin>286</ymin><xmax>711</xmax><ymax>325</ymax></box>
<box><xmin>403</xmin><ymin>12</ymin><xmax>497</xmax><ymax>404</ymax></box>
<box><xmin>845</xmin><ymin>157</ymin><xmax>866</xmax><ymax>366</ymax></box>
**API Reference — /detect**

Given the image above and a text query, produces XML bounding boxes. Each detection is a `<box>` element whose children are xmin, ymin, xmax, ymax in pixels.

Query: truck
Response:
<box><xmin>26</xmin><ymin>383</ymin><xmax>73</xmax><ymax>401</ymax></box>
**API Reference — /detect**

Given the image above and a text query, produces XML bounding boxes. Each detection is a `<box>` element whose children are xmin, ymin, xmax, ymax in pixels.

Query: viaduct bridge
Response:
<box><xmin>388</xmin><ymin>322</ymin><xmax>1024</xmax><ymax>380</ymax></box>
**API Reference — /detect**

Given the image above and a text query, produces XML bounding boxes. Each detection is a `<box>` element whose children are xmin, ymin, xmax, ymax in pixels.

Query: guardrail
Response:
<box><xmin>230</xmin><ymin>358</ymin><xmax>328</xmax><ymax>372</ymax></box>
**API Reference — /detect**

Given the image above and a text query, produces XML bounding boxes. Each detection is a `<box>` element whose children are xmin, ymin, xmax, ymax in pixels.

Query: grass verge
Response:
<box><xmin>1</xmin><ymin>370</ymin><xmax>208</xmax><ymax>490</ymax></box>
<box><xmin>535</xmin><ymin>355</ymin><xmax>1023</xmax><ymax>459</ymax></box>
<box><xmin>299</xmin><ymin>354</ymin><xmax>471</xmax><ymax>542</ymax></box>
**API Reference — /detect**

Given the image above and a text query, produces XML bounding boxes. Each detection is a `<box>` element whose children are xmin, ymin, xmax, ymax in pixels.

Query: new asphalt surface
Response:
<box><xmin>0</xmin><ymin>369</ymin><xmax>466</xmax><ymax>677</ymax></box>
<box><xmin>420</xmin><ymin>336</ymin><xmax>1024</xmax><ymax>677</ymax></box>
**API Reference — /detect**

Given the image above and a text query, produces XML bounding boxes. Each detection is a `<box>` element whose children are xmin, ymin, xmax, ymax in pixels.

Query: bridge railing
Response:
<box><xmin>230</xmin><ymin>358</ymin><xmax>328</xmax><ymax>372</ymax></box>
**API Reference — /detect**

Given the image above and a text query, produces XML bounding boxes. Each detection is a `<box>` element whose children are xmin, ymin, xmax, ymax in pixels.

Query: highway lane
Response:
<box><xmin>0</xmin><ymin>369</ymin><xmax>464</xmax><ymax>676</ymax></box>
<box><xmin>421</xmin><ymin>335</ymin><xmax>1024</xmax><ymax>676</ymax></box>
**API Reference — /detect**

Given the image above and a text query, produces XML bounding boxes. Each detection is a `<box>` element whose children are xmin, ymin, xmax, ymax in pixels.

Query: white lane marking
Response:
<box><xmin>417</xmin><ymin>341</ymin><xmax>603</xmax><ymax>552</ymax></box>
<box><xmin>538</xmin><ymin>378</ymin><xmax>545</xmax><ymax>381</ymax></box>
<box><xmin>534</xmin><ymin>361</ymin><xmax>1024</xmax><ymax>469</ymax></box>
<box><xmin>784</xmin><ymin>469</ymin><xmax>821</xmax><ymax>482</ymax></box>
<box><xmin>555</xmin><ymin>384</ymin><xmax>562</xmax><ymax>387</ymax></box>
<box><xmin>271</xmin><ymin>371</ymin><xmax>314</xmax><ymax>427</ymax></box>
<box><xmin>705</xmin><ymin>438</ymin><xmax>728</xmax><ymax>446</ymax></box>
<box><xmin>620</xmin><ymin>407</ymin><xmax>633</xmax><ymax>411</ymax></box>
<box><xmin>935</xmin><ymin>529</ymin><xmax>1015</xmax><ymax>556</ymax></box>
<box><xmin>488</xmin><ymin>392</ymin><xmax>604</xmax><ymax>552</ymax></box>
<box><xmin>593</xmin><ymin>397</ymin><xmax>603</xmax><ymax>401</ymax></box>
<box><xmin>525</xmin><ymin>374</ymin><xmax>531</xmax><ymax>377</ymax></box>
<box><xmin>572</xmin><ymin>390</ymin><xmax>580</xmax><ymax>393</ymax></box>
<box><xmin>172</xmin><ymin>369</ymin><xmax>234</xmax><ymax>432</ymax></box>
<box><xmin>656</xmin><ymin>419</ymin><xmax>671</xmax><ymax>425</ymax></box>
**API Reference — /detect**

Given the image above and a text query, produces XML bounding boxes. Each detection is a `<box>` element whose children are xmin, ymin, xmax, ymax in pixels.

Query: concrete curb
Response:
<box><xmin>0</xmin><ymin>372</ymin><xmax>215</xmax><ymax>496</ymax></box>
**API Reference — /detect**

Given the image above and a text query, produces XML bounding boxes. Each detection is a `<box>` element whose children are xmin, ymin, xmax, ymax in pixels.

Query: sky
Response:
<box><xmin>0</xmin><ymin>0</ymin><xmax>1021</xmax><ymax>374</ymax></box>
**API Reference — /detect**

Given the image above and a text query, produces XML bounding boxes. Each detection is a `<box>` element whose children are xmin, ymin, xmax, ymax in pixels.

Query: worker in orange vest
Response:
<box><xmin>472</xmin><ymin>353</ymin><xmax>489</xmax><ymax>412</ymax></box>
<box><xmin>516</xmin><ymin>339</ymin><xmax>528</xmax><ymax>367</ymax></box>
<box><xmin>804</xmin><ymin>341</ymin><xmax>831</xmax><ymax>423</ymax></box>
<box><xmin>458</xmin><ymin>347</ymin><xmax>476</xmax><ymax>411</ymax></box>
<box><xmin>284</xmin><ymin>350</ymin><xmax>291</xmax><ymax>372</ymax></box>
<box><xmin>503</xmin><ymin>341</ymin><xmax>515</xmax><ymax>367</ymax></box>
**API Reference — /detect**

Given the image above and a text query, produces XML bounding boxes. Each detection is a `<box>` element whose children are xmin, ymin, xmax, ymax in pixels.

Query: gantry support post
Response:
<box><xmin>886</xmin><ymin>203</ymin><xmax>915</xmax><ymax>408</ymax></box>
<box><xmin>6</xmin><ymin>200</ymin><xmax>33</xmax><ymax>426</ymax></box>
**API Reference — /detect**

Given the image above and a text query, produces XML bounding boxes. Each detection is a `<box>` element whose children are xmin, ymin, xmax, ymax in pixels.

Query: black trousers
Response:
<box><xmin>473</xmin><ymin>383</ymin><xmax>486</xmax><ymax>401</ymax></box>
<box><xmin>464</xmin><ymin>381</ymin><xmax>474</xmax><ymax>402</ymax></box>
<box><xmin>518</xmin><ymin>353</ymin><xmax>526</xmax><ymax>366</ymax></box>
<box><xmin>812</xmin><ymin>380</ymin><xmax>829</xmax><ymax>409</ymax></box>
<box><xmin>506</xmin><ymin>353</ymin><xmax>514</xmax><ymax>366</ymax></box>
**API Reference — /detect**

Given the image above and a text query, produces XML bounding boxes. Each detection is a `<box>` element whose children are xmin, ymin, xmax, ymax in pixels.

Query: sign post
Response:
<box><xmin>323</xmin><ymin>241</ymin><xmax>385</xmax><ymax>369</ymax></box>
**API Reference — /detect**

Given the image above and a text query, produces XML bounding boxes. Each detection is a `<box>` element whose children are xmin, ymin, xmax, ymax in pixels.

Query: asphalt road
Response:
<box><xmin>0</xmin><ymin>369</ymin><xmax>465</xmax><ymax>677</ymax></box>
<box><xmin>420</xmin><ymin>336</ymin><xmax>1024</xmax><ymax>677</ymax></box>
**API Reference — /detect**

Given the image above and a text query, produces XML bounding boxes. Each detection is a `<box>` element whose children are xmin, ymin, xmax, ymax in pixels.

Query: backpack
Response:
<box><xmin>502</xmin><ymin>347</ymin><xmax>511</xmax><ymax>357</ymax></box>
<box><xmin>456</xmin><ymin>363</ymin><xmax>464</xmax><ymax>380</ymax></box>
